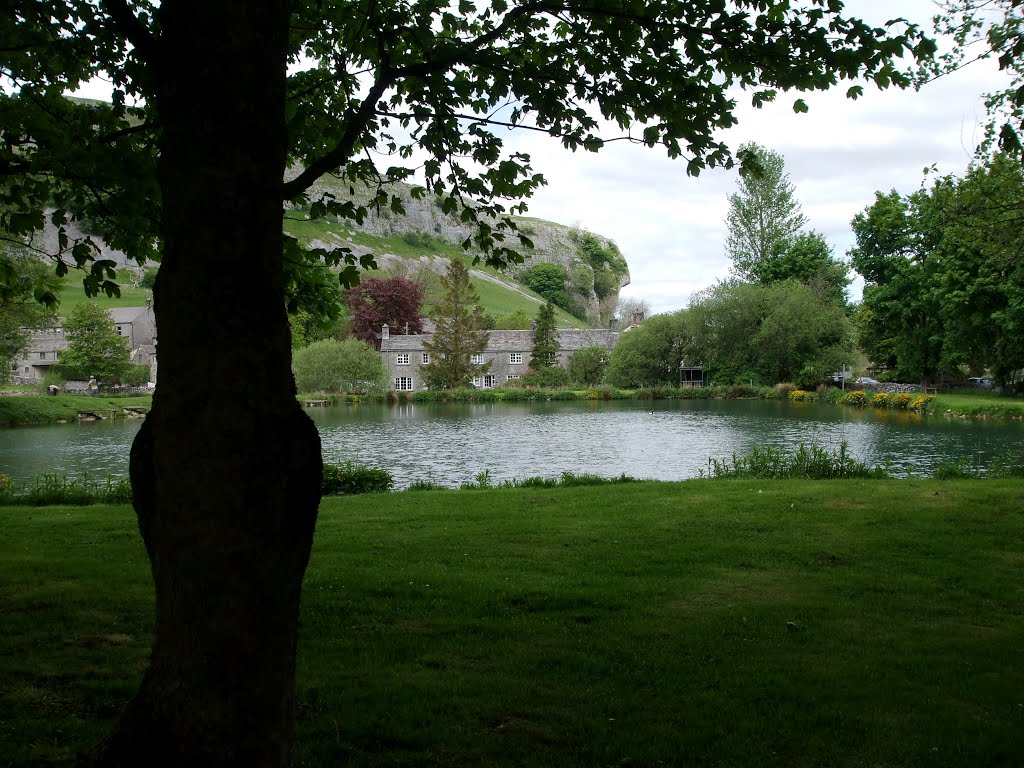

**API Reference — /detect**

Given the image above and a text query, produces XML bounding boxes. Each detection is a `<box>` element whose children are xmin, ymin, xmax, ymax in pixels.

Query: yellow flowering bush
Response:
<box><xmin>890</xmin><ymin>393</ymin><xmax>911</xmax><ymax>409</ymax></box>
<box><xmin>910</xmin><ymin>395</ymin><xmax>935</xmax><ymax>412</ymax></box>
<box><xmin>871</xmin><ymin>392</ymin><xmax>889</xmax><ymax>408</ymax></box>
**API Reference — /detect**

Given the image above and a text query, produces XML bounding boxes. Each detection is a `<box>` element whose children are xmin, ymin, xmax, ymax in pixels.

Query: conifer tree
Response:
<box><xmin>422</xmin><ymin>258</ymin><xmax>489</xmax><ymax>389</ymax></box>
<box><xmin>530</xmin><ymin>302</ymin><xmax>560</xmax><ymax>369</ymax></box>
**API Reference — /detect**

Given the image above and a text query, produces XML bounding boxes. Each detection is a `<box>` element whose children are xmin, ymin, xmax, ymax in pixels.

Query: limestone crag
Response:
<box><xmin>301</xmin><ymin>178</ymin><xmax>630</xmax><ymax>322</ymax></box>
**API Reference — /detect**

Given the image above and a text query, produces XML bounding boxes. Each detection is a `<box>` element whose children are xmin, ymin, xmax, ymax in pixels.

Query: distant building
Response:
<box><xmin>380</xmin><ymin>323</ymin><xmax>620</xmax><ymax>391</ymax></box>
<box><xmin>10</xmin><ymin>304</ymin><xmax>157</xmax><ymax>382</ymax></box>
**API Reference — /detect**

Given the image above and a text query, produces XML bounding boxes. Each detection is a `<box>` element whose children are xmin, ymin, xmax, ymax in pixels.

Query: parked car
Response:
<box><xmin>967</xmin><ymin>376</ymin><xmax>993</xmax><ymax>388</ymax></box>
<box><xmin>854</xmin><ymin>376</ymin><xmax>879</xmax><ymax>386</ymax></box>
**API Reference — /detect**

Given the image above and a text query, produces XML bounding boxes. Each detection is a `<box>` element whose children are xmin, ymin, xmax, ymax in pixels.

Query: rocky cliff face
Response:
<box><xmin>302</xmin><ymin>179</ymin><xmax>631</xmax><ymax>325</ymax></box>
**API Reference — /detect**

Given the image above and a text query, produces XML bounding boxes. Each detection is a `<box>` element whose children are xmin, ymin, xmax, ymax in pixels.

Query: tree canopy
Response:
<box><xmin>292</xmin><ymin>337</ymin><xmax>386</xmax><ymax>393</ymax></box>
<box><xmin>0</xmin><ymin>1</ymin><xmax>934</xmax><ymax>764</ymax></box>
<box><xmin>344</xmin><ymin>276</ymin><xmax>425</xmax><ymax>348</ymax></box>
<box><xmin>725</xmin><ymin>143</ymin><xmax>849</xmax><ymax>301</ymax></box>
<box><xmin>726</xmin><ymin>142</ymin><xmax>808</xmax><ymax>280</ymax></box>
<box><xmin>58</xmin><ymin>302</ymin><xmax>131</xmax><ymax>382</ymax></box>
<box><xmin>850</xmin><ymin>154</ymin><xmax>1024</xmax><ymax>387</ymax></box>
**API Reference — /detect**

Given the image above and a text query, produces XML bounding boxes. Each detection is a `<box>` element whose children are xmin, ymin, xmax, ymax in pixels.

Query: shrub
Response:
<box><xmin>407</xmin><ymin>477</ymin><xmax>447</xmax><ymax>491</ymax></box>
<box><xmin>870</xmin><ymin>392</ymin><xmax>889</xmax><ymax>408</ymax></box>
<box><xmin>817</xmin><ymin>386</ymin><xmax>843</xmax><ymax>404</ymax></box>
<box><xmin>0</xmin><ymin>473</ymin><xmax>133</xmax><ymax>505</ymax></box>
<box><xmin>988</xmin><ymin>451</ymin><xmax>1024</xmax><ymax>478</ymax></box>
<box><xmin>789</xmin><ymin>389</ymin><xmax>817</xmax><ymax>402</ymax></box>
<box><xmin>706</xmin><ymin>442</ymin><xmax>888</xmax><ymax>480</ymax></box>
<box><xmin>909</xmin><ymin>395</ymin><xmax>935</xmax><ymax>412</ymax></box>
<box><xmin>322</xmin><ymin>462</ymin><xmax>393</xmax><ymax>495</ymax></box>
<box><xmin>293</xmin><ymin>338</ymin><xmax>386</xmax><ymax>394</ymax></box>
<box><xmin>890</xmin><ymin>392</ymin><xmax>911</xmax><ymax>409</ymax></box>
<box><xmin>933</xmin><ymin>458</ymin><xmax>980</xmax><ymax>479</ymax></box>
<box><xmin>522</xmin><ymin>366</ymin><xmax>570</xmax><ymax>388</ymax></box>
<box><xmin>121</xmin><ymin>364</ymin><xmax>151</xmax><ymax>387</ymax></box>
<box><xmin>837</xmin><ymin>390</ymin><xmax>868</xmax><ymax>407</ymax></box>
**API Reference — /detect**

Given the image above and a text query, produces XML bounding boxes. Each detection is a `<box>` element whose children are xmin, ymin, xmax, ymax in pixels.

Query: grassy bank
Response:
<box><xmin>0</xmin><ymin>394</ymin><xmax>152</xmax><ymax>426</ymax></box>
<box><xmin>931</xmin><ymin>391</ymin><xmax>1024</xmax><ymax>419</ymax></box>
<box><xmin>3</xmin><ymin>479</ymin><xmax>1023</xmax><ymax>766</ymax></box>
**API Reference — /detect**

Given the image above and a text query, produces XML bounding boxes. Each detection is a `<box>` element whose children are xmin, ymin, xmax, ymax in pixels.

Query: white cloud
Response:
<box><xmin>511</xmin><ymin>0</ymin><xmax>1010</xmax><ymax>314</ymax></box>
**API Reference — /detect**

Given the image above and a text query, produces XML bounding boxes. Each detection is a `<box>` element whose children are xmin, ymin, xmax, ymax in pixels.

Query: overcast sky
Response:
<box><xmin>508</xmin><ymin>0</ymin><xmax>1008</xmax><ymax>313</ymax></box>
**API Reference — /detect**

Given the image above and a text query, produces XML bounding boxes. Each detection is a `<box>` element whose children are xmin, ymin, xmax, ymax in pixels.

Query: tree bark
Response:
<box><xmin>79</xmin><ymin>2</ymin><xmax>322</xmax><ymax>766</ymax></box>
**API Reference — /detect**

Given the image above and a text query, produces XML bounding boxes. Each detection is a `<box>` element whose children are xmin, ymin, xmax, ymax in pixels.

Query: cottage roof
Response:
<box><xmin>107</xmin><ymin>307</ymin><xmax>150</xmax><ymax>323</ymax></box>
<box><xmin>381</xmin><ymin>328</ymin><xmax>620</xmax><ymax>353</ymax></box>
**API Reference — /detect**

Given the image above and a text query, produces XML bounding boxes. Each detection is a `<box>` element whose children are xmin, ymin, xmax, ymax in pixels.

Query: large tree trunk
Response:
<box><xmin>79</xmin><ymin>2</ymin><xmax>322</xmax><ymax>766</ymax></box>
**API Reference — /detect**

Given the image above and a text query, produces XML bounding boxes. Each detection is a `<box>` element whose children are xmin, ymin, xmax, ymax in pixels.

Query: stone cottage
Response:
<box><xmin>380</xmin><ymin>323</ymin><xmax>620</xmax><ymax>391</ymax></box>
<box><xmin>10</xmin><ymin>303</ymin><xmax>157</xmax><ymax>382</ymax></box>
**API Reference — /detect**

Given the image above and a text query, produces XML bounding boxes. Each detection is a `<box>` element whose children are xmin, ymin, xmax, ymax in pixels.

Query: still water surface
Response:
<box><xmin>1</xmin><ymin>399</ymin><xmax>1021</xmax><ymax>488</ymax></box>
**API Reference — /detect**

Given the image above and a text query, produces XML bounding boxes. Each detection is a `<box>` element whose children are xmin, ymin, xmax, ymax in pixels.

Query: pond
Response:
<box><xmin>1</xmin><ymin>399</ymin><xmax>1021</xmax><ymax>488</ymax></box>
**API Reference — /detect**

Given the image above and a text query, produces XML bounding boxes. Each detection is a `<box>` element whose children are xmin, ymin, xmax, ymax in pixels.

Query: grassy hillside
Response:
<box><xmin>50</xmin><ymin>207</ymin><xmax>601</xmax><ymax>328</ymax></box>
<box><xmin>56</xmin><ymin>269</ymin><xmax>152</xmax><ymax>312</ymax></box>
<box><xmin>2</xmin><ymin>479</ymin><xmax>1022</xmax><ymax>766</ymax></box>
<box><xmin>283</xmin><ymin>213</ymin><xmax>588</xmax><ymax>328</ymax></box>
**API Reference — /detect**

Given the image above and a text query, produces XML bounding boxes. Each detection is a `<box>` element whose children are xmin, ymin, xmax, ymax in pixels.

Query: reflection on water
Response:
<box><xmin>1</xmin><ymin>399</ymin><xmax>1021</xmax><ymax>488</ymax></box>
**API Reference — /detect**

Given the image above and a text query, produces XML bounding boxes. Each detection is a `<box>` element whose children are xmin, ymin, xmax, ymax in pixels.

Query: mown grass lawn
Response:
<box><xmin>931</xmin><ymin>391</ymin><xmax>1024</xmax><ymax>419</ymax></box>
<box><xmin>2</xmin><ymin>479</ymin><xmax>1023</xmax><ymax>766</ymax></box>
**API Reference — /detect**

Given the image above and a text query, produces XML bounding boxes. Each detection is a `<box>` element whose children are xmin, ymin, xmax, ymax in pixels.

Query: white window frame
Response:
<box><xmin>483</xmin><ymin>374</ymin><xmax>496</xmax><ymax>389</ymax></box>
<box><xmin>506</xmin><ymin>374</ymin><xmax>520</xmax><ymax>381</ymax></box>
<box><xmin>421</xmin><ymin>352</ymin><xmax>430</xmax><ymax>364</ymax></box>
<box><xmin>396</xmin><ymin>353</ymin><xmax>410</xmax><ymax>365</ymax></box>
<box><xmin>471</xmin><ymin>375</ymin><xmax>482</xmax><ymax>387</ymax></box>
<box><xmin>510</xmin><ymin>352</ymin><xmax>523</xmax><ymax>365</ymax></box>
<box><xmin>394</xmin><ymin>376</ymin><xmax>414</xmax><ymax>391</ymax></box>
<box><xmin>470</xmin><ymin>353</ymin><xmax>484</xmax><ymax>365</ymax></box>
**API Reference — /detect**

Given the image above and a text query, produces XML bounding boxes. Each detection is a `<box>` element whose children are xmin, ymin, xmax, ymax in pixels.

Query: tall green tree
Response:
<box><xmin>851</xmin><ymin>156</ymin><xmax>1024</xmax><ymax>387</ymax></box>
<box><xmin>530</xmin><ymin>302</ymin><xmax>559</xmax><ymax>369</ymax></box>
<box><xmin>422</xmin><ymin>259</ymin><xmax>490</xmax><ymax>389</ymax></box>
<box><xmin>1</xmin><ymin>2</ymin><xmax>932</xmax><ymax>763</ymax></box>
<box><xmin>605</xmin><ymin>313</ymin><xmax>688</xmax><ymax>388</ymax></box>
<box><xmin>725</xmin><ymin>143</ymin><xmax>808</xmax><ymax>281</ymax></box>
<box><xmin>58</xmin><ymin>303</ymin><xmax>131</xmax><ymax>382</ymax></box>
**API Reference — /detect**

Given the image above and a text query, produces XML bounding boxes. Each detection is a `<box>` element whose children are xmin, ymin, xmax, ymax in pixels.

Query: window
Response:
<box><xmin>421</xmin><ymin>352</ymin><xmax>430</xmax><ymax>364</ymax></box>
<box><xmin>116</xmin><ymin>325</ymin><xmax>123</xmax><ymax>334</ymax></box>
<box><xmin>483</xmin><ymin>374</ymin><xmax>496</xmax><ymax>389</ymax></box>
<box><xmin>394</xmin><ymin>377</ymin><xmax>414</xmax><ymax>391</ymax></box>
<box><xmin>471</xmin><ymin>376</ymin><xmax>482</xmax><ymax>387</ymax></box>
<box><xmin>506</xmin><ymin>374</ymin><xmax>520</xmax><ymax>381</ymax></box>
<box><xmin>396</xmin><ymin>353</ymin><xmax>410</xmax><ymax>365</ymax></box>
<box><xmin>38</xmin><ymin>352</ymin><xmax>46</xmax><ymax>360</ymax></box>
<box><xmin>470</xmin><ymin>353</ymin><xmax>484</xmax><ymax>365</ymax></box>
<box><xmin>510</xmin><ymin>352</ymin><xmax>523</xmax><ymax>365</ymax></box>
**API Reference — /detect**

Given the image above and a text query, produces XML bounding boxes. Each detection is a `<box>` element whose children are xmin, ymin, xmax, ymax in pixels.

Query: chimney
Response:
<box><xmin>609</xmin><ymin>317</ymin><xmax>618</xmax><ymax>331</ymax></box>
<box><xmin>631</xmin><ymin>311</ymin><xmax>643</xmax><ymax>328</ymax></box>
<box><xmin>381</xmin><ymin>324</ymin><xmax>390</xmax><ymax>341</ymax></box>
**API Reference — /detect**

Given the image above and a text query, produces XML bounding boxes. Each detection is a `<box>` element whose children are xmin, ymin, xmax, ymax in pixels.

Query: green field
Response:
<box><xmin>55</xmin><ymin>269</ymin><xmax>153</xmax><ymax>312</ymax></box>
<box><xmin>931</xmin><ymin>390</ymin><xmax>1024</xmax><ymax>418</ymax></box>
<box><xmin>2</xmin><ymin>479</ymin><xmax>1022</xmax><ymax>766</ymax></box>
<box><xmin>0</xmin><ymin>393</ymin><xmax>152</xmax><ymax>426</ymax></box>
